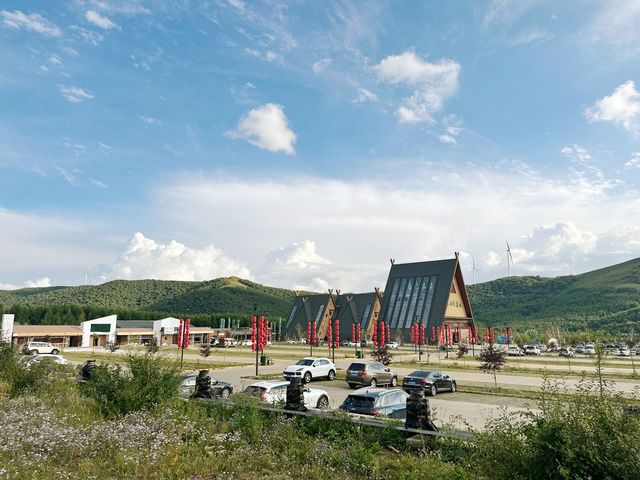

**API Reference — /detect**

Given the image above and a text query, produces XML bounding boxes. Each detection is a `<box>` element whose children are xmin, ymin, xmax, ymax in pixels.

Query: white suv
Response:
<box><xmin>283</xmin><ymin>357</ymin><xmax>336</xmax><ymax>383</ymax></box>
<box><xmin>26</xmin><ymin>341</ymin><xmax>60</xmax><ymax>355</ymax></box>
<box><xmin>244</xmin><ymin>380</ymin><xmax>330</xmax><ymax>410</ymax></box>
<box><xmin>524</xmin><ymin>345</ymin><xmax>541</xmax><ymax>355</ymax></box>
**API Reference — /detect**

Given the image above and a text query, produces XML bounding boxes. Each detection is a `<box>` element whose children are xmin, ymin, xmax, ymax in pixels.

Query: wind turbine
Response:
<box><xmin>472</xmin><ymin>255</ymin><xmax>479</xmax><ymax>284</ymax></box>
<box><xmin>506</xmin><ymin>241</ymin><xmax>514</xmax><ymax>276</ymax></box>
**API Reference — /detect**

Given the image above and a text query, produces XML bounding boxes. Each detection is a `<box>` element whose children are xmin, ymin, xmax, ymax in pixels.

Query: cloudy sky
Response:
<box><xmin>1</xmin><ymin>0</ymin><xmax>640</xmax><ymax>291</ymax></box>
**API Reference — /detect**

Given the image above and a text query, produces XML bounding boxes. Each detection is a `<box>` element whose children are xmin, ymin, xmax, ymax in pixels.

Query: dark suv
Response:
<box><xmin>345</xmin><ymin>361</ymin><xmax>398</xmax><ymax>388</ymax></box>
<box><xmin>340</xmin><ymin>388</ymin><xmax>408</xmax><ymax>416</ymax></box>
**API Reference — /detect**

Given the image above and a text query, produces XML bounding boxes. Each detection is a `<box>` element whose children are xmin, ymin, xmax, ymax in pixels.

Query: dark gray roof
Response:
<box><xmin>116</xmin><ymin>320</ymin><xmax>154</xmax><ymax>329</ymax></box>
<box><xmin>377</xmin><ymin>258</ymin><xmax>472</xmax><ymax>341</ymax></box>
<box><xmin>282</xmin><ymin>294</ymin><xmax>331</xmax><ymax>338</ymax></box>
<box><xmin>333</xmin><ymin>293</ymin><xmax>378</xmax><ymax>329</ymax></box>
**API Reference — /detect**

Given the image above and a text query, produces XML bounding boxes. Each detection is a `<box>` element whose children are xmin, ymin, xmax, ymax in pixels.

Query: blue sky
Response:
<box><xmin>1</xmin><ymin>0</ymin><xmax>640</xmax><ymax>291</ymax></box>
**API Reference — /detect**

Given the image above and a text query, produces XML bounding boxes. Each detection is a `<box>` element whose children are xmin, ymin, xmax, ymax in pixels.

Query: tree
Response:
<box><xmin>199</xmin><ymin>343</ymin><xmax>212</xmax><ymax>360</ymax></box>
<box><xmin>146</xmin><ymin>336</ymin><xmax>159</xmax><ymax>354</ymax></box>
<box><xmin>479</xmin><ymin>343</ymin><xmax>506</xmax><ymax>389</ymax></box>
<box><xmin>371</xmin><ymin>345</ymin><xmax>393</xmax><ymax>365</ymax></box>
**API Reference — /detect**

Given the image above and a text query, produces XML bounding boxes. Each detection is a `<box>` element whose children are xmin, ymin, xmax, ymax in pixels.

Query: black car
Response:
<box><xmin>401</xmin><ymin>370</ymin><xmax>456</xmax><ymax>396</ymax></box>
<box><xmin>179</xmin><ymin>373</ymin><xmax>233</xmax><ymax>398</ymax></box>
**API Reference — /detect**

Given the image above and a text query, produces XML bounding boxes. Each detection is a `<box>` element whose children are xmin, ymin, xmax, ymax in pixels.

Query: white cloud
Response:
<box><xmin>353</xmin><ymin>88</ymin><xmax>378</xmax><ymax>103</ymax></box>
<box><xmin>585</xmin><ymin>80</ymin><xmax>640</xmax><ymax>137</ymax></box>
<box><xmin>483</xmin><ymin>0</ymin><xmax>538</xmax><ymax>27</ymax></box>
<box><xmin>71</xmin><ymin>25</ymin><xmax>104</xmax><ymax>45</ymax></box>
<box><xmin>48</xmin><ymin>54</ymin><xmax>63</xmax><ymax>66</ymax></box>
<box><xmin>0</xmin><ymin>277</ymin><xmax>51</xmax><ymax>290</ymax></box>
<box><xmin>561</xmin><ymin>144</ymin><xmax>592</xmax><ymax>163</ymax></box>
<box><xmin>89</xmin><ymin>178</ymin><xmax>108</xmax><ymax>189</ymax></box>
<box><xmin>312</xmin><ymin>58</ymin><xmax>332</xmax><ymax>74</ymax></box>
<box><xmin>0</xmin><ymin>10</ymin><xmax>62</xmax><ymax>37</ymax></box>
<box><xmin>374</xmin><ymin>50</ymin><xmax>460</xmax><ymax>124</ymax></box>
<box><xmin>227</xmin><ymin>103</ymin><xmax>297</xmax><ymax>155</ymax></box>
<box><xmin>85</xmin><ymin>10</ymin><xmax>116</xmax><ymax>29</ymax></box>
<box><xmin>585</xmin><ymin>0</ymin><xmax>640</xmax><ymax>58</ymax></box>
<box><xmin>265</xmin><ymin>240</ymin><xmax>331</xmax><ymax>269</ymax></box>
<box><xmin>625</xmin><ymin>152</ymin><xmax>640</xmax><ymax>169</ymax></box>
<box><xmin>508</xmin><ymin>28</ymin><xmax>553</xmax><ymax>46</ymax></box>
<box><xmin>105</xmin><ymin>232</ymin><xmax>251</xmax><ymax>281</ymax></box>
<box><xmin>140</xmin><ymin>115</ymin><xmax>161</xmax><ymax>125</ymax></box>
<box><xmin>245</xmin><ymin>47</ymin><xmax>283</xmax><ymax>63</ymax></box>
<box><xmin>55</xmin><ymin>166</ymin><xmax>81</xmax><ymax>187</ymax></box>
<box><xmin>59</xmin><ymin>85</ymin><xmax>94</xmax><ymax>103</ymax></box>
<box><xmin>484</xmin><ymin>251</ymin><xmax>502</xmax><ymax>268</ymax></box>
<box><xmin>89</xmin><ymin>0</ymin><xmax>151</xmax><ymax>16</ymax></box>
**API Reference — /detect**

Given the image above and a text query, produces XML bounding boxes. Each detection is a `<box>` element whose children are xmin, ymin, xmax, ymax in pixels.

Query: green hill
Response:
<box><xmin>468</xmin><ymin>257</ymin><xmax>640</xmax><ymax>332</ymax></box>
<box><xmin>0</xmin><ymin>277</ymin><xmax>296</xmax><ymax>326</ymax></box>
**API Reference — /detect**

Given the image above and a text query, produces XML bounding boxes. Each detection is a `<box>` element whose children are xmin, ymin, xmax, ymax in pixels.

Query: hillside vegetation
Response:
<box><xmin>468</xmin><ymin>257</ymin><xmax>640</xmax><ymax>332</ymax></box>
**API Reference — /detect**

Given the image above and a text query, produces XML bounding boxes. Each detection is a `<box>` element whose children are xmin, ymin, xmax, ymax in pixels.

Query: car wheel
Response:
<box><xmin>327</xmin><ymin>370</ymin><xmax>336</xmax><ymax>381</ymax></box>
<box><xmin>450</xmin><ymin>381</ymin><xmax>456</xmax><ymax>393</ymax></box>
<box><xmin>303</xmin><ymin>371</ymin><xmax>312</xmax><ymax>384</ymax></box>
<box><xmin>51</xmin><ymin>349</ymin><xmax>59</xmax><ymax>355</ymax></box>
<box><xmin>221</xmin><ymin>388</ymin><xmax>231</xmax><ymax>399</ymax></box>
<box><xmin>370</xmin><ymin>378</ymin><xmax>377</xmax><ymax>387</ymax></box>
<box><xmin>317</xmin><ymin>395</ymin><xmax>329</xmax><ymax>410</ymax></box>
<box><xmin>428</xmin><ymin>384</ymin><xmax>437</xmax><ymax>397</ymax></box>
<box><xmin>390</xmin><ymin>376</ymin><xmax>397</xmax><ymax>387</ymax></box>
<box><xmin>30</xmin><ymin>350</ymin><xmax>38</xmax><ymax>355</ymax></box>
<box><xmin>348</xmin><ymin>383</ymin><xmax>357</xmax><ymax>389</ymax></box>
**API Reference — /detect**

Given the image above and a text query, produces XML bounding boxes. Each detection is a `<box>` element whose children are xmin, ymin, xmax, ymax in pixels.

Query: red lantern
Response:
<box><xmin>334</xmin><ymin>319</ymin><xmax>340</xmax><ymax>348</ymax></box>
<box><xmin>484</xmin><ymin>327</ymin><xmax>489</xmax><ymax>343</ymax></box>
<box><xmin>312</xmin><ymin>321</ymin><xmax>317</xmax><ymax>345</ymax></box>
<box><xmin>352</xmin><ymin>323</ymin><xmax>356</xmax><ymax>343</ymax></box>
<box><xmin>379</xmin><ymin>321</ymin><xmax>385</xmax><ymax>345</ymax></box>
<box><xmin>509</xmin><ymin>327</ymin><xmax>513</xmax><ymax>344</ymax></box>
<box><xmin>178</xmin><ymin>318</ymin><xmax>184</xmax><ymax>348</ymax></box>
<box><xmin>251</xmin><ymin>316</ymin><xmax>257</xmax><ymax>351</ymax></box>
<box><xmin>490</xmin><ymin>328</ymin><xmax>495</xmax><ymax>344</ymax></box>
<box><xmin>306</xmin><ymin>321</ymin><xmax>311</xmax><ymax>345</ymax></box>
<box><xmin>419</xmin><ymin>324</ymin><xmax>425</xmax><ymax>345</ymax></box>
<box><xmin>184</xmin><ymin>318</ymin><xmax>190</xmax><ymax>348</ymax></box>
<box><xmin>327</xmin><ymin>320</ymin><xmax>332</xmax><ymax>350</ymax></box>
<box><xmin>467</xmin><ymin>326</ymin><xmax>472</xmax><ymax>344</ymax></box>
<box><xmin>431</xmin><ymin>326</ymin><xmax>435</xmax><ymax>343</ymax></box>
<box><xmin>372</xmin><ymin>320</ymin><xmax>377</xmax><ymax>346</ymax></box>
<box><xmin>356</xmin><ymin>324</ymin><xmax>361</xmax><ymax>344</ymax></box>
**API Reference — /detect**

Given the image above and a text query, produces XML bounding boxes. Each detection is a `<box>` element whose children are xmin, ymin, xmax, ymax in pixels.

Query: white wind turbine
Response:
<box><xmin>506</xmin><ymin>241</ymin><xmax>514</xmax><ymax>276</ymax></box>
<box><xmin>472</xmin><ymin>255</ymin><xmax>479</xmax><ymax>284</ymax></box>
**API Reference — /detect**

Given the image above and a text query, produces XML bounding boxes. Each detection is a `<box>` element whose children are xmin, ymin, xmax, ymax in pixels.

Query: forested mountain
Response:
<box><xmin>467</xmin><ymin>257</ymin><xmax>640</xmax><ymax>332</ymax></box>
<box><xmin>2</xmin><ymin>258</ymin><xmax>639</xmax><ymax>332</ymax></box>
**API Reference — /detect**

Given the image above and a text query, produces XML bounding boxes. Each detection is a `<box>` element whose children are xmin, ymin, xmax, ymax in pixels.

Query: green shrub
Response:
<box><xmin>80</xmin><ymin>353</ymin><xmax>181</xmax><ymax>417</ymax></box>
<box><xmin>0</xmin><ymin>341</ymin><xmax>50</xmax><ymax>397</ymax></box>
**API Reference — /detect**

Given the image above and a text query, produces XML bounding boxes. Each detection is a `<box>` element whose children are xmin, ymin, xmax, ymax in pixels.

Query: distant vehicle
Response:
<box><xmin>223</xmin><ymin>338</ymin><xmax>237</xmax><ymax>348</ymax></box>
<box><xmin>401</xmin><ymin>370</ymin><xmax>456</xmax><ymax>396</ymax></box>
<box><xmin>584</xmin><ymin>346</ymin><xmax>596</xmax><ymax>355</ymax></box>
<box><xmin>340</xmin><ymin>388</ymin><xmax>408</xmax><ymax>417</ymax></box>
<box><xmin>179</xmin><ymin>373</ymin><xmax>233</xmax><ymax>398</ymax></box>
<box><xmin>507</xmin><ymin>346</ymin><xmax>524</xmax><ymax>356</ymax></box>
<box><xmin>283</xmin><ymin>357</ymin><xmax>336</xmax><ymax>383</ymax></box>
<box><xmin>524</xmin><ymin>345</ymin><xmax>541</xmax><ymax>355</ymax></box>
<box><xmin>345</xmin><ymin>361</ymin><xmax>398</xmax><ymax>389</ymax></box>
<box><xmin>22</xmin><ymin>354</ymin><xmax>69</xmax><ymax>368</ymax></box>
<box><xmin>241</xmin><ymin>339</ymin><xmax>252</xmax><ymax>346</ymax></box>
<box><xmin>25</xmin><ymin>341</ymin><xmax>59</xmax><ymax>355</ymax></box>
<box><xmin>386</xmin><ymin>342</ymin><xmax>399</xmax><ymax>349</ymax></box>
<box><xmin>616</xmin><ymin>347</ymin><xmax>631</xmax><ymax>357</ymax></box>
<box><xmin>243</xmin><ymin>380</ymin><xmax>330</xmax><ymax>410</ymax></box>
<box><xmin>586</xmin><ymin>342</ymin><xmax>595</xmax><ymax>349</ymax></box>
<box><xmin>439</xmin><ymin>344</ymin><xmax>456</xmax><ymax>351</ymax></box>
<box><xmin>574</xmin><ymin>345</ymin><xmax>585</xmax><ymax>354</ymax></box>
<box><xmin>286</xmin><ymin>339</ymin><xmax>297</xmax><ymax>344</ymax></box>
<box><xmin>538</xmin><ymin>344</ymin><xmax>548</xmax><ymax>353</ymax></box>
<box><xmin>558</xmin><ymin>348</ymin><xmax>574</xmax><ymax>357</ymax></box>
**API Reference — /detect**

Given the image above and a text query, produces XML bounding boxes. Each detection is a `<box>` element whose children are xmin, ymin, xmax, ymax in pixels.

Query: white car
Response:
<box><xmin>386</xmin><ymin>342</ymin><xmax>399</xmax><ymax>349</ymax></box>
<box><xmin>241</xmin><ymin>339</ymin><xmax>252</xmax><ymax>346</ymax></box>
<box><xmin>283</xmin><ymin>357</ymin><xmax>336</xmax><ymax>383</ymax></box>
<box><xmin>524</xmin><ymin>345</ymin><xmax>541</xmax><ymax>355</ymax></box>
<box><xmin>244</xmin><ymin>380</ymin><xmax>330</xmax><ymax>410</ymax></box>
<box><xmin>616</xmin><ymin>347</ymin><xmax>631</xmax><ymax>357</ymax></box>
<box><xmin>26</xmin><ymin>341</ymin><xmax>60</xmax><ymax>355</ymax></box>
<box><xmin>507</xmin><ymin>346</ymin><xmax>524</xmax><ymax>356</ymax></box>
<box><xmin>584</xmin><ymin>346</ymin><xmax>596</xmax><ymax>355</ymax></box>
<box><xmin>22</xmin><ymin>354</ymin><xmax>69</xmax><ymax>368</ymax></box>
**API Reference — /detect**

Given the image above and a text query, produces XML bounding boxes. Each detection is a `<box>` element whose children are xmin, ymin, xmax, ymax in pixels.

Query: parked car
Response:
<box><xmin>574</xmin><ymin>345</ymin><xmax>585</xmax><ymax>354</ymax></box>
<box><xmin>21</xmin><ymin>354</ymin><xmax>69</xmax><ymax>368</ymax></box>
<box><xmin>283</xmin><ymin>357</ymin><xmax>336</xmax><ymax>383</ymax></box>
<box><xmin>223</xmin><ymin>338</ymin><xmax>237</xmax><ymax>348</ymax></box>
<box><xmin>25</xmin><ymin>341</ymin><xmax>60</xmax><ymax>355</ymax></box>
<box><xmin>524</xmin><ymin>345</ymin><xmax>541</xmax><ymax>355</ymax></box>
<box><xmin>558</xmin><ymin>347</ymin><xmax>574</xmax><ymax>357</ymax></box>
<box><xmin>507</xmin><ymin>346</ymin><xmax>524</xmax><ymax>356</ymax></box>
<box><xmin>243</xmin><ymin>380</ymin><xmax>330</xmax><ymax>410</ymax></box>
<box><xmin>401</xmin><ymin>370</ymin><xmax>456</xmax><ymax>396</ymax></box>
<box><xmin>241</xmin><ymin>339</ymin><xmax>252</xmax><ymax>346</ymax></box>
<box><xmin>386</xmin><ymin>341</ymin><xmax>399</xmax><ymax>349</ymax></box>
<box><xmin>616</xmin><ymin>346</ymin><xmax>631</xmax><ymax>357</ymax></box>
<box><xmin>179</xmin><ymin>373</ymin><xmax>233</xmax><ymax>398</ymax></box>
<box><xmin>340</xmin><ymin>388</ymin><xmax>409</xmax><ymax>417</ymax></box>
<box><xmin>345</xmin><ymin>361</ymin><xmax>398</xmax><ymax>388</ymax></box>
<box><xmin>584</xmin><ymin>346</ymin><xmax>596</xmax><ymax>355</ymax></box>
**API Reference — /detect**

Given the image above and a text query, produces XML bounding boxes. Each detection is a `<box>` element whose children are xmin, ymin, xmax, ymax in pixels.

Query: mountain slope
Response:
<box><xmin>468</xmin><ymin>257</ymin><xmax>640</xmax><ymax>331</ymax></box>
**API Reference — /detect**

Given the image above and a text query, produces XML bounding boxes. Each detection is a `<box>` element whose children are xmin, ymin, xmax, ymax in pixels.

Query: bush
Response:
<box><xmin>80</xmin><ymin>353</ymin><xmax>181</xmax><ymax>417</ymax></box>
<box><xmin>0</xmin><ymin>341</ymin><xmax>49</xmax><ymax>398</ymax></box>
<box><xmin>371</xmin><ymin>345</ymin><xmax>394</xmax><ymax>365</ymax></box>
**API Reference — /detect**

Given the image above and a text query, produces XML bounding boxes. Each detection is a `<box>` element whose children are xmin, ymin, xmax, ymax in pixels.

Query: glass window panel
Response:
<box><xmin>403</xmin><ymin>276</ymin><xmax>424</xmax><ymax>328</ymax></box>
<box><xmin>314</xmin><ymin>305</ymin><xmax>325</xmax><ymax>323</ymax></box>
<box><xmin>396</xmin><ymin>277</ymin><xmax>414</xmax><ymax>328</ymax></box>
<box><xmin>388</xmin><ymin>278</ymin><xmax>407</xmax><ymax>327</ymax></box>
<box><xmin>285</xmin><ymin>305</ymin><xmax>298</xmax><ymax>330</ymax></box>
<box><xmin>420</xmin><ymin>276</ymin><xmax>438</xmax><ymax>326</ymax></box>
<box><xmin>380</xmin><ymin>279</ymin><xmax>400</xmax><ymax>326</ymax></box>
<box><xmin>360</xmin><ymin>303</ymin><xmax>371</xmax><ymax>328</ymax></box>
<box><xmin>411</xmin><ymin>277</ymin><xmax>430</xmax><ymax>326</ymax></box>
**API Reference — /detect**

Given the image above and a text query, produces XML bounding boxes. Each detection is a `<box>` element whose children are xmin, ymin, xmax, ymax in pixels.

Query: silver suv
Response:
<box><xmin>26</xmin><ymin>341</ymin><xmax>60</xmax><ymax>355</ymax></box>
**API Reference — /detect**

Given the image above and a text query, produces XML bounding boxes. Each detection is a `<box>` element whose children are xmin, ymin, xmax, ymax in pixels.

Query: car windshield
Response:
<box><xmin>244</xmin><ymin>386</ymin><xmax>266</xmax><ymax>396</ymax></box>
<box><xmin>343</xmin><ymin>395</ymin><xmax>375</xmax><ymax>408</ymax></box>
<box><xmin>408</xmin><ymin>371</ymin><xmax>433</xmax><ymax>378</ymax></box>
<box><xmin>296</xmin><ymin>359</ymin><xmax>314</xmax><ymax>366</ymax></box>
<box><xmin>348</xmin><ymin>363</ymin><xmax>366</xmax><ymax>371</ymax></box>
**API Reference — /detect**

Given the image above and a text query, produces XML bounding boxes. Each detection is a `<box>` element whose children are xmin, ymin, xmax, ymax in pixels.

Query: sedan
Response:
<box><xmin>243</xmin><ymin>380</ymin><xmax>330</xmax><ymax>410</ymax></box>
<box><xmin>340</xmin><ymin>388</ymin><xmax>409</xmax><ymax>417</ymax></box>
<box><xmin>179</xmin><ymin>373</ymin><xmax>233</xmax><ymax>398</ymax></box>
<box><xmin>386</xmin><ymin>342</ymin><xmax>399</xmax><ymax>349</ymax></box>
<box><xmin>402</xmin><ymin>370</ymin><xmax>456</xmax><ymax>396</ymax></box>
<box><xmin>21</xmin><ymin>354</ymin><xmax>69</xmax><ymax>368</ymax></box>
<box><xmin>558</xmin><ymin>348</ymin><xmax>574</xmax><ymax>357</ymax></box>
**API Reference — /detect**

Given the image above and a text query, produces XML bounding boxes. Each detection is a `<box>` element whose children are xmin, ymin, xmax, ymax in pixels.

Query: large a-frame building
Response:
<box><xmin>377</xmin><ymin>253</ymin><xmax>475</xmax><ymax>343</ymax></box>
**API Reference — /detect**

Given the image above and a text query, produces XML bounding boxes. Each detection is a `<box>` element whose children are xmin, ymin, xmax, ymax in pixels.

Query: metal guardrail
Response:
<box><xmin>194</xmin><ymin>397</ymin><xmax>475</xmax><ymax>441</ymax></box>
